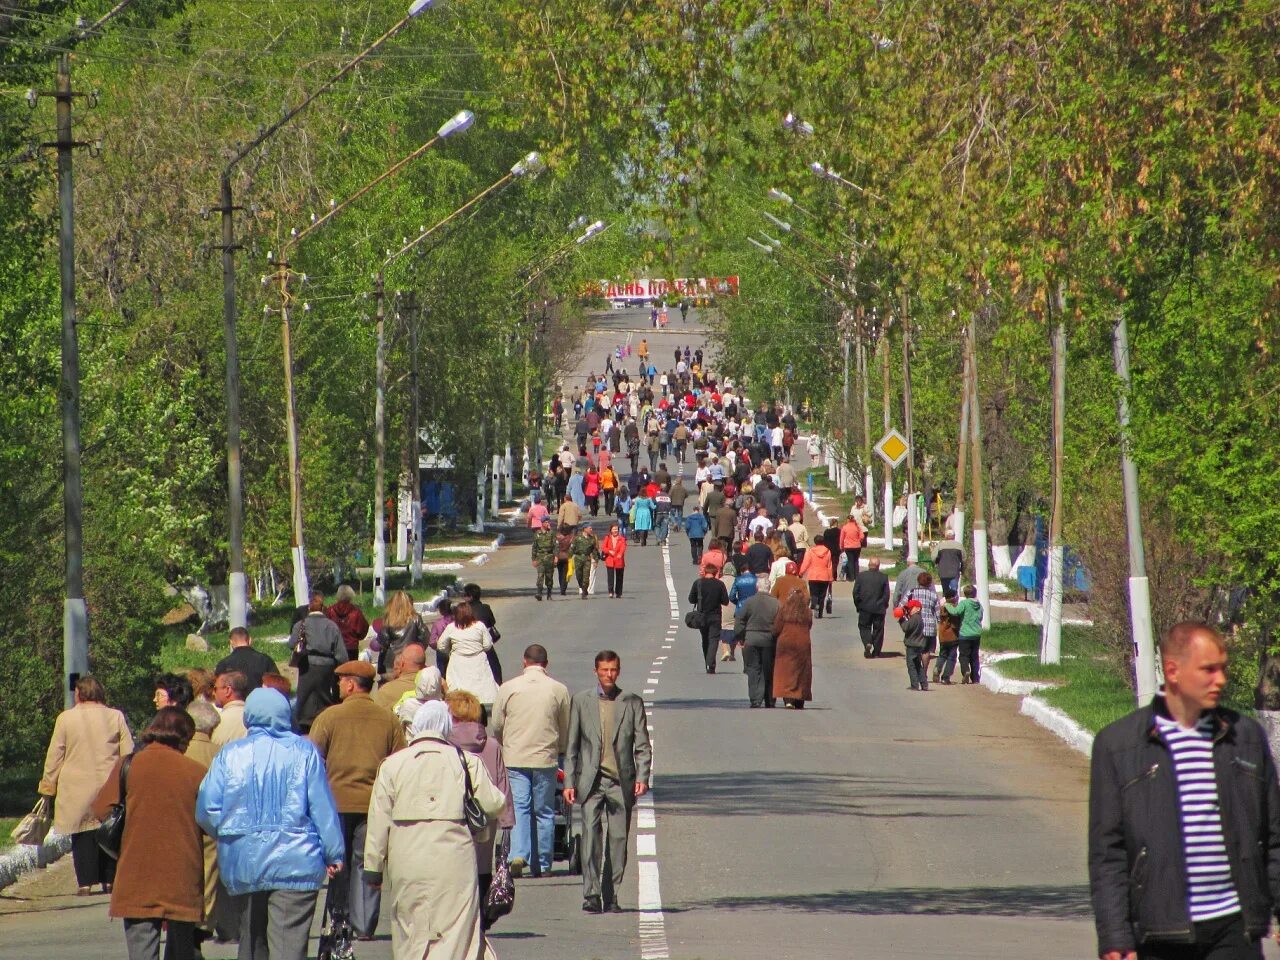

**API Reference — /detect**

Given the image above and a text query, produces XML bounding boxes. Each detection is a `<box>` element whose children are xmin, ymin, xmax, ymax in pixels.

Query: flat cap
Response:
<box><xmin>334</xmin><ymin>661</ymin><xmax>376</xmax><ymax>680</ymax></box>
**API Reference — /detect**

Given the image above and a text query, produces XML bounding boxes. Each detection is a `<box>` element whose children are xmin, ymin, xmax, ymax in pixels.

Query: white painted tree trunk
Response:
<box><xmin>973</xmin><ymin>528</ymin><xmax>991</xmax><ymax>629</ymax></box>
<box><xmin>1041</xmin><ymin>545</ymin><xmax>1063</xmax><ymax>664</ymax></box>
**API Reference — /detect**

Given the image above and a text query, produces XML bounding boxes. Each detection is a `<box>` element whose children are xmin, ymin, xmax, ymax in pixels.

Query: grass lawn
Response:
<box><xmin>983</xmin><ymin>622</ymin><xmax>1136</xmax><ymax>733</ymax></box>
<box><xmin>160</xmin><ymin>573</ymin><xmax>457</xmax><ymax>674</ymax></box>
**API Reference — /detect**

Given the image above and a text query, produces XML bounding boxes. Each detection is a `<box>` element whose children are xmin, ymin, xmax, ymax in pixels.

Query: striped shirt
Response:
<box><xmin>1155</xmin><ymin>713</ymin><xmax>1241</xmax><ymax>923</ymax></box>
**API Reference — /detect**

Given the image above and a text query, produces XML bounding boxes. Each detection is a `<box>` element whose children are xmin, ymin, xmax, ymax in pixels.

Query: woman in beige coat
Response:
<box><xmin>365</xmin><ymin>700</ymin><xmax>507</xmax><ymax>960</ymax></box>
<box><xmin>39</xmin><ymin>675</ymin><xmax>134</xmax><ymax>895</ymax></box>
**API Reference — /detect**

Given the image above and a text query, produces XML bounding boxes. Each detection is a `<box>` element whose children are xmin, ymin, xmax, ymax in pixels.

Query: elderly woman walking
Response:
<box><xmin>38</xmin><ymin>675</ymin><xmax>134</xmax><ymax>896</ymax></box>
<box><xmin>772</xmin><ymin>586</ymin><xmax>814</xmax><ymax>709</ymax></box>
<box><xmin>365</xmin><ymin>701</ymin><xmax>508</xmax><ymax>960</ymax></box>
<box><xmin>446</xmin><ymin>690</ymin><xmax>515</xmax><ymax>933</ymax></box>
<box><xmin>92</xmin><ymin>708</ymin><xmax>206</xmax><ymax>960</ymax></box>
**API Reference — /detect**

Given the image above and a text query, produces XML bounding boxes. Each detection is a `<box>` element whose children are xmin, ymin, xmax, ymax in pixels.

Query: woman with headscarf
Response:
<box><xmin>445</xmin><ymin>690</ymin><xmax>515</xmax><ymax>935</ymax></box>
<box><xmin>326</xmin><ymin>583</ymin><xmax>371</xmax><ymax>662</ymax></box>
<box><xmin>365</xmin><ymin>701</ymin><xmax>508</xmax><ymax>960</ymax></box>
<box><xmin>38</xmin><ymin>675</ymin><xmax>134</xmax><ymax>896</ymax></box>
<box><xmin>437</xmin><ymin>601</ymin><xmax>499</xmax><ymax>715</ymax></box>
<box><xmin>772</xmin><ymin>586</ymin><xmax>814</xmax><ymax>709</ymax></box>
<box><xmin>394</xmin><ymin>666</ymin><xmax>446</xmax><ymax>737</ymax></box>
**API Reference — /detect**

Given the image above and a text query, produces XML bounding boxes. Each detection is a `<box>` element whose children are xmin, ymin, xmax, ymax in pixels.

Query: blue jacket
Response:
<box><xmin>684</xmin><ymin>511</ymin><xmax>709</xmax><ymax>539</ymax></box>
<box><xmin>728</xmin><ymin>572</ymin><xmax>758</xmax><ymax>615</ymax></box>
<box><xmin>196</xmin><ymin>689</ymin><xmax>344</xmax><ymax>895</ymax></box>
<box><xmin>567</xmin><ymin>473</ymin><xmax>586</xmax><ymax>508</ymax></box>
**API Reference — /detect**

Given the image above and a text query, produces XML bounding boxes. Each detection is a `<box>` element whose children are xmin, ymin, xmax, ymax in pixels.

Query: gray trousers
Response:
<box><xmin>581</xmin><ymin>774</ymin><xmax>632</xmax><ymax>905</ymax></box>
<box><xmin>237</xmin><ymin>888</ymin><xmax>318</xmax><ymax>960</ymax></box>
<box><xmin>327</xmin><ymin>813</ymin><xmax>380</xmax><ymax>938</ymax></box>
<box><xmin>123</xmin><ymin>918</ymin><xmax>195</xmax><ymax>960</ymax></box>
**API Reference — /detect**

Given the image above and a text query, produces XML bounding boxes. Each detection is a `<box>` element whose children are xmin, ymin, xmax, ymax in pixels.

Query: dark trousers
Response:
<box><xmin>326</xmin><ymin>813</ymin><xmax>380</xmax><ymax>937</ymax></box>
<box><xmin>842</xmin><ymin>548</ymin><xmax>861</xmax><ymax>580</ymax></box>
<box><xmin>295</xmin><ymin>659</ymin><xmax>338</xmax><ymax>732</ymax></box>
<box><xmin>936</xmin><ymin>640</ymin><xmax>960</xmax><ymax>680</ymax></box>
<box><xmin>690</xmin><ymin>536</ymin><xmax>704</xmax><ymax>564</ymax></box>
<box><xmin>123</xmin><ymin>918</ymin><xmax>194</xmax><ymax>960</ymax></box>
<box><xmin>606</xmin><ymin>567</ymin><xmax>625</xmax><ymax>596</ymax></box>
<box><xmin>699</xmin><ymin>623</ymin><xmax>719</xmax><ymax>671</ymax></box>
<box><xmin>808</xmin><ymin>581</ymin><xmax>830</xmax><ymax>617</ymax></box>
<box><xmin>905</xmin><ymin>646</ymin><xmax>928</xmax><ymax>689</ymax></box>
<box><xmin>1138</xmin><ymin>913</ymin><xmax>1261</xmax><ymax>960</ymax></box>
<box><xmin>556</xmin><ymin>559</ymin><xmax>570</xmax><ymax>594</ymax></box>
<box><xmin>743</xmin><ymin>644</ymin><xmax>776</xmax><ymax>706</ymax></box>
<box><xmin>237</xmin><ymin>889</ymin><xmax>319</xmax><ymax>960</ymax></box>
<box><xmin>958</xmin><ymin>635</ymin><xmax>981</xmax><ymax>681</ymax></box>
<box><xmin>604</xmin><ymin>490</ymin><xmax>616</xmax><ymax>513</ymax></box>
<box><xmin>587</xmin><ymin>495</ymin><xmax>600</xmax><ymax>516</ymax></box>
<box><xmin>71</xmin><ymin>829</ymin><xmax>115</xmax><ymax>888</ymax></box>
<box><xmin>857</xmin><ymin>611</ymin><xmax>886</xmax><ymax>656</ymax></box>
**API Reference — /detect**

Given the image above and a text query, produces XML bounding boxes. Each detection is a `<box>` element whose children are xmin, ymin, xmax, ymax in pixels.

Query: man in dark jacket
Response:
<box><xmin>735</xmin><ymin>586</ymin><xmax>781</xmax><ymax>707</ymax></box>
<box><xmin>852</xmin><ymin>558</ymin><xmax>891</xmax><ymax>658</ymax></box>
<box><xmin>215</xmin><ymin>627</ymin><xmax>278</xmax><ymax>690</ymax></box>
<box><xmin>1089</xmin><ymin>621</ymin><xmax>1280</xmax><ymax>960</ymax></box>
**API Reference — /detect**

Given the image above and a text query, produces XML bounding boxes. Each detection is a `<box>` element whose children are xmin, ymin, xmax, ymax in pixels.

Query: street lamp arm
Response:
<box><xmin>69</xmin><ymin>0</ymin><xmax>137</xmax><ymax>44</ymax></box>
<box><xmin>386</xmin><ymin>171</ymin><xmax>515</xmax><ymax>264</ymax></box>
<box><xmin>285</xmin><ymin>132</ymin><xmax>444</xmax><ymax>252</ymax></box>
<box><xmin>224</xmin><ymin>5</ymin><xmax>427</xmax><ymax>175</ymax></box>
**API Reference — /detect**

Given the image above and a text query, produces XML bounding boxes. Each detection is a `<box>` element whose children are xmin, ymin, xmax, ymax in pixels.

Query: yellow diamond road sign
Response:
<box><xmin>875</xmin><ymin>429</ymin><xmax>909</xmax><ymax>468</ymax></box>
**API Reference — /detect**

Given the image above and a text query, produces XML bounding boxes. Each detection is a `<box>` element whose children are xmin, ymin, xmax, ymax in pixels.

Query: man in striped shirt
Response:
<box><xmin>1089</xmin><ymin>622</ymin><xmax>1280</xmax><ymax>960</ymax></box>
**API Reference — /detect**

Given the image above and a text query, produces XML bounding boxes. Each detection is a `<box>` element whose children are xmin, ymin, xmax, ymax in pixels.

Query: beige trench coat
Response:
<box><xmin>366</xmin><ymin>731</ymin><xmax>507</xmax><ymax>960</ymax></box>
<box><xmin>39</xmin><ymin>702</ymin><xmax>134</xmax><ymax>835</ymax></box>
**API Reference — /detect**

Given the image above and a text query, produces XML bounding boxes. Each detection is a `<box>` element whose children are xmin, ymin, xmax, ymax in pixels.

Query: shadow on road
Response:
<box><xmin>654</xmin><ymin>770</ymin><xmax>1065</xmax><ymax>819</ymax></box>
<box><xmin>686</xmin><ymin>883</ymin><xmax>1092</xmax><ymax>919</ymax></box>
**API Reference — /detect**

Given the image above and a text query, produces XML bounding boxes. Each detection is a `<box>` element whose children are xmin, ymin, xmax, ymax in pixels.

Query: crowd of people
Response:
<box><xmin>34</xmin><ymin>578</ymin><xmax>653</xmax><ymax>960</ymax></box>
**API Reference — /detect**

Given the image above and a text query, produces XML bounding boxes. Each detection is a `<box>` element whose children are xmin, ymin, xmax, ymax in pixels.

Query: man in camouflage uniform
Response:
<box><xmin>531</xmin><ymin>516</ymin><xmax>557</xmax><ymax>601</ymax></box>
<box><xmin>570</xmin><ymin>525</ymin><xmax>602</xmax><ymax>599</ymax></box>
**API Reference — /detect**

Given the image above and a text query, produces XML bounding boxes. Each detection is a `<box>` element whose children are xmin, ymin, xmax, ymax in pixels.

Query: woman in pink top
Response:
<box><xmin>799</xmin><ymin>540</ymin><xmax>834</xmax><ymax>619</ymax></box>
<box><xmin>700</xmin><ymin>538</ymin><xmax>728</xmax><ymax>577</ymax></box>
<box><xmin>527</xmin><ymin>496</ymin><xmax>550</xmax><ymax>529</ymax></box>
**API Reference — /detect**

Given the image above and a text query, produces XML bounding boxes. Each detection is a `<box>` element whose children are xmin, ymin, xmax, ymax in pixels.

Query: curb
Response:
<box><xmin>0</xmin><ymin>832</ymin><xmax>72</xmax><ymax>893</ymax></box>
<box><xmin>980</xmin><ymin>653</ymin><xmax>1094</xmax><ymax>757</ymax></box>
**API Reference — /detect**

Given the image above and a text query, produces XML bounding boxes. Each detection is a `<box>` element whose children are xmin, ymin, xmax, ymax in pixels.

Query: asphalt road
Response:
<box><xmin>0</xmin><ymin>308</ymin><xmax>1206</xmax><ymax>960</ymax></box>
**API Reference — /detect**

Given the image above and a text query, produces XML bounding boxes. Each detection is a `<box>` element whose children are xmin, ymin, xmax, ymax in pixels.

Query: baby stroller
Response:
<box><xmin>553</xmin><ymin>767</ymin><xmax>582</xmax><ymax>875</ymax></box>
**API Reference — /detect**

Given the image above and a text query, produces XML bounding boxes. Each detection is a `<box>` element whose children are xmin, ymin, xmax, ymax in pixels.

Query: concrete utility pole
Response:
<box><xmin>954</xmin><ymin>325</ymin><xmax>970</xmax><ymax>544</ymax></box>
<box><xmin>1113</xmin><ymin>308</ymin><xmax>1158</xmax><ymax>704</ymax></box>
<box><xmin>52</xmin><ymin>54</ymin><xmax>88</xmax><ymax>708</ymax></box>
<box><xmin>408</xmin><ymin>292</ymin><xmax>423</xmax><ymax>585</ymax></box>
<box><xmin>881</xmin><ymin>317</ymin><xmax>893</xmax><ymax>551</ymax></box>
<box><xmin>900</xmin><ymin>291</ymin><xmax>918</xmax><ymax>562</ymax></box>
<box><xmin>274</xmin><ymin>261</ymin><xmax>309</xmax><ymax>608</ymax></box>
<box><xmin>372</xmin><ymin>272</ymin><xmax>388</xmax><ymax>607</ymax></box>
<box><xmin>967</xmin><ymin>316</ymin><xmax>991</xmax><ymax>628</ymax></box>
<box><xmin>1041</xmin><ymin>283</ymin><xmax>1067</xmax><ymax>664</ymax></box>
<box><xmin>857</xmin><ymin>310</ymin><xmax>874</xmax><ymax>520</ymax></box>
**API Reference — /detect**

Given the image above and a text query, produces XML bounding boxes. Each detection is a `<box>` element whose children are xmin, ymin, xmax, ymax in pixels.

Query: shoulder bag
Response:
<box><xmin>96</xmin><ymin>751</ymin><xmax>135</xmax><ymax>858</ymax></box>
<box><xmin>454</xmin><ymin>748</ymin><xmax>489</xmax><ymax>836</ymax></box>
<box><xmin>685</xmin><ymin>608</ymin><xmax>704</xmax><ymax>630</ymax></box>
<box><xmin>289</xmin><ymin>620</ymin><xmax>310</xmax><ymax>673</ymax></box>
<box><xmin>485</xmin><ymin>828</ymin><xmax>517</xmax><ymax>924</ymax></box>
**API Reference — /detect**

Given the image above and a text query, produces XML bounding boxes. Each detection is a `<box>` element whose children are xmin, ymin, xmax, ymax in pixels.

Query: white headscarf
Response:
<box><xmin>395</xmin><ymin>667</ymin><xmax>444</xmax><ymax>726</ymax></box>
<box><xmin>410</xmin><ymin>699</ymin><xmax>453</xmax><ymax>739</ymax></box>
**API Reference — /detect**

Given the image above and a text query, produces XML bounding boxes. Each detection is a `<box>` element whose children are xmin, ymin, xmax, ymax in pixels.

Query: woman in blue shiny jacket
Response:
<box><xmin>197</xmin><ymin>688</ymin><xmax>344</xmax><ymax>960</ymax></box>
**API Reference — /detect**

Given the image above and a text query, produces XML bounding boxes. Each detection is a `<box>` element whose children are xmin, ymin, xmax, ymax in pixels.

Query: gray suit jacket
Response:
<box><xmin>564</xmin><ymin>687</ymin><xmax>652</xmax><ymax>802</ymax></box>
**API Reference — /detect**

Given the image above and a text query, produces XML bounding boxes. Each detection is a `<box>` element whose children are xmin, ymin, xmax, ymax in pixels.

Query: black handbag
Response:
<box><xmin>485</xmin><ymin>829</ymin><xmax>516</xmax><ymax>924</ymax></box>
<box><xmin>289</xmin><ymin>621</ymin><xmax>310</xmax><ymax>673</ymax></box>
<box><xmin>685</xmin><ymin>609</ymin><xmax>703</xmax><ymax>630</ymax></box>
<box><xmin>454</xmin><ymin>748</ymin><xmax>488</xmax><ymax>836</ymax></box>
<box><xmin>316</xmin><ymin>893</ymin><xmax>355</xmax><ymax>960</ymax></box>
<box><xmin>96</xmin><ymin>752</ymin><xmax>135</xmax><ymax>858</ymax></box>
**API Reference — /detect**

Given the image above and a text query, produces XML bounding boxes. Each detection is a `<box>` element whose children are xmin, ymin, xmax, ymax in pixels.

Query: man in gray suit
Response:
<box><xmin>563</xmin><ymin>650</ymin><xmax>652</xmax><ymax>914</ymax></box>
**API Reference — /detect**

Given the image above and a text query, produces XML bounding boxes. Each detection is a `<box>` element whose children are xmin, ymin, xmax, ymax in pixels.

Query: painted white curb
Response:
<box><xmin>0</xmin><ymin>832</ymin><xmax>72</xmax><ymax>892</ymax></box>
<box><xmin>980</xmin><ymin>652</ymin><xmax>1094</xmax><ymax>757</ymax></box>
<box><xmin>1021</xmin><ymin>696</ymin><xmax>1094</xmax><ymax>757</ymax></box>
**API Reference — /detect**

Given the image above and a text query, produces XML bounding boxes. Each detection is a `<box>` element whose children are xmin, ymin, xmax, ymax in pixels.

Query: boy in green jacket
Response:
<box><xmin>945</xmin><ymin>585</ymin><xmax>985</xmax><ymax>684</ymax></box>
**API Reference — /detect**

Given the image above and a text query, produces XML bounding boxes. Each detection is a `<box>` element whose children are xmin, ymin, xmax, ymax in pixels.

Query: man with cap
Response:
<box><xmin>309</xmin><ymin>660</ymin><xmax>406</xmax><ymax>940</ymax></box>
<box><xmin>532</xmin><ymin>515</ymin><xmax>557</xmax><ymax>601</ymax></box>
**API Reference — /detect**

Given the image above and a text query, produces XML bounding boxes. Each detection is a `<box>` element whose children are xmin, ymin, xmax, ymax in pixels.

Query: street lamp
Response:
<box><xmin>809</xmin><ymin>160</ymin><xmax>886</xmax><ymax>202</ymax></box>
<box><xmin>270</xmin><ymin>107</ymin><xmax>473</xmax><ymax>608</ymax></box>
<box><xmin>215</xmin><ymin>0</ymin><xmax>437</xmax><ymax>629</ymax></box>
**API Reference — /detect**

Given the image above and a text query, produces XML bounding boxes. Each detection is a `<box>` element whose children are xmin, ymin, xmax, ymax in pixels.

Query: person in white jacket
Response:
<box><xmin>437</xmin><ymin>602</ymin><xmax>499</xmax><ymax>712</ymax></box>
<box><xmin>364</xmin><ymin>701</ymin><xmax>506</xmax><ymax>960</ymax></box>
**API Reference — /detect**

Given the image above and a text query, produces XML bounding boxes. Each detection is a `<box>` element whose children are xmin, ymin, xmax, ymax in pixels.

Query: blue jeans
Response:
<box><xmin>508</xmin><ymin>766</ymin><xmax>557</xmax><ymax>872</ymax></box>
<box><xmin>656</xmin><ymin>514</ymin><xmax>670</xmax><ymax>543</ymax></box>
